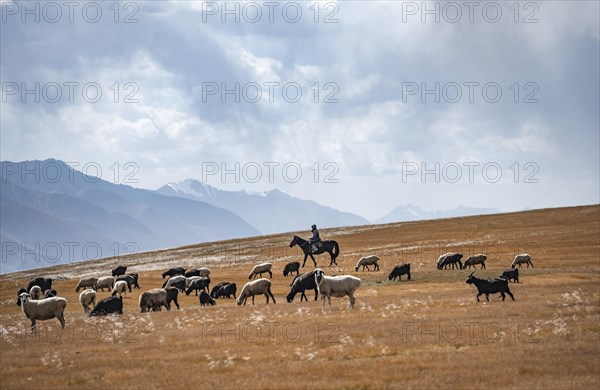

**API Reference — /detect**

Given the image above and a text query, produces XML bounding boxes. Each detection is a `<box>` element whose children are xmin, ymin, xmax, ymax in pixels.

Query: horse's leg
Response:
<box><xmin>302</xmin><ymin>254</ymin><xmax>308</xmax><ymax>268</ymax></box>
<box><xmin>310</xmin><ymin>255</ymin><xmax>316</xmax><ymax>267</ymax></box>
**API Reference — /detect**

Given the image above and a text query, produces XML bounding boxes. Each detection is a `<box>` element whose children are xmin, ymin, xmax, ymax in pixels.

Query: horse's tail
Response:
<box><xmin>332</xmin><ymin>241</ymin><xmax>340</xmax><ymax>258</ymax></box>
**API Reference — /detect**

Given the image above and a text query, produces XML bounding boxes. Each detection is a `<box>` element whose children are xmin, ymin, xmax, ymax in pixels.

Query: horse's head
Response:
<box><xmin>289</xmin><ymin>236</ymin><xmax>299</xmax><ymax>248</ymax></box>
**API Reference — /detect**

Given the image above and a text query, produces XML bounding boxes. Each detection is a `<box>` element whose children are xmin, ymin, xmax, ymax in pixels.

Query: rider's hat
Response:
<box><xmin>311</xmin><ymin>224</ymin><xmax>317</xmax><ymax>230</ymax></box>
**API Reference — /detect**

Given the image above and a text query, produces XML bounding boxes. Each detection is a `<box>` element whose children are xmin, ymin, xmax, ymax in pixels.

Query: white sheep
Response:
<box><xmin>248</xmin><ymin>262</ymin><xmax>273</xmax><ymax>280</ymax></box>
<box><xmin>29</xmin><ymin>285</ymin><xmax>43</xmax><ymax>300</ymax></box>
<box><xmin>18</xmin><ymin>292</ymin><xmax>67</xmax><ymax>333</ymax></box>
<box><xmin>96</xmin><ymin>276</ymin><xmax>115</xmax><ymax>291</ymax></box>
<box><xmin>237</xmin><ymin>278</ymin><xmax>276</xmax><ymax>305</ymax></box>
<box><xmin>112</xmin><ymin>280</ymin><xmax>128</xmax><ymax>297</ymax></box>
<box><xmin>198</xmin><ymin>267</ymin><xmax>211</xmax><ymax>277</ymax></box>
<box><xmin>139</xmin><ymin>289</ymin><xmax>169</xmax><ymax>312</ymax></box>
<box><xmin>75</xmin><ymin>277</ymin><xmax>98</xmax><ymax>292</ymax></box>
<box><xmin>79</xmin><ymin>289</ymin><xmax>97</xmax><ymax>314</ymax></box>
<box><xmin>314</xmin><ymin>269</ymin><xmax>361</xmax><ymax>311</ymax></box>
<box><xmin>355</xmin><ymin>255</ymin><xmax>380</xmax><ymax>272</ymax></box>
<box><xmin>512</xmin><ymin>254</ymin><xmax>534</xmax><ymax>268</ymax></box>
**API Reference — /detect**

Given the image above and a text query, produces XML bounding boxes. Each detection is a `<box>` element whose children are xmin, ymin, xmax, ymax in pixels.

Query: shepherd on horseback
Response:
<box><xmin>289</xmin><ymin>225</ymin><xmax>339</xmax><ymax>267</ymax></box>
<box><xmin>308</xmin><ymin>224</ymin><xmax>321</xmax><ymax>254</ymax></box>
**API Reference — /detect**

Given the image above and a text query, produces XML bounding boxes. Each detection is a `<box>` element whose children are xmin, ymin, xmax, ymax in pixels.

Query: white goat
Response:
<box><xmin>512</xmin><ymin>254</ymin><xmax>534</xmax><ymax>268</ymax></box>
<box><xmin>355</xmin><ymin>255</ymin><xmax>380</xmax><ymax>271</ymax></box>
<box><xmin>248</xmin><ymin>262</ymin><xmax>273</xmax><ymax>280</ymax></box>
<box><xmin>75</xmin><ymin>277</ymin><xmax>98</xmax><ymax>292</ymax></box>
<box><xmin>29</xmin><ymin>285</ymin><xmax>43</xmax><ymax>300</ymax></box>
<box><xmin>18</xmin><ymin>293</ymin><xmax>67</xmax><ymax>333</ymax></box>
<box><xmin>314</xmin><ymin>269</ymin><xmax>361</xmax><ymax>311</ymax></box>
<box><xmin>237</xmin><ymin>279</ymin><xmax>276</xmax><ymax>305</ymax></box>
<box><xmin>79</xmin><ymin>289</ymin><xmax>97</xmax><ymax>314</ymax></box>
<box><xmin>112</xmin><ymin>280</ymin><xmax>128</xmax><ymax>297</ymax></box>
<box><xmin>96</xmin><ymin>276</ymin><xmax>115</xmax><ymax>291</ymax></box>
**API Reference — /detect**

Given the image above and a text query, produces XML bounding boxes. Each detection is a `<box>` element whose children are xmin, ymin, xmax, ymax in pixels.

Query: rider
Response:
<box><xmin>308</xmin><ymin>224</ymin><xmax>321</xmax><ymax>253</ymax></box>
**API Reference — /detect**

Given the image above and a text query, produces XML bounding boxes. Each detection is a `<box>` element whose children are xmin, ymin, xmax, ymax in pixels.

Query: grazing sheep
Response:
<box><xmin>162</xmin><ymin>267</ymin><xmax>186</xmax><ymax>279</ymax></box>
<box><xmin>466</xmin><ymin>272</ymin><xmax>515</xmax><ymax>302</ymax></box>
<box><xmin>44</xmin><ymin>289</ymin><xmax>57</xmax><ymax>298</ymax></box>
<box><xmin>96</xmin><ymin>276</ymin><xmax>115</xmax><ymax>292</ymax></box>
<box><xmin>200</xmin><ymin>291</ymin><xmax>216</xmax><ymax>306</ymax></box>
<box><xmin>214</xmin><ymin>283</ymin><xmax>237</xmax><ymax>299</ymax></box>
<box><xmin>388</xmin><ymin>263</ymin><xmax>411</xmax><ymax>281</ymax></box>
<box><xmin>437</xmin><ymin>253</ymin><xmax>463</xmax><ymax>270</ymax></box>
<box><xmin>18</xmin><ymin>292</ymin><xmax>67</xmax><ymax>333</ymax></box>
<box><xmin>286</xmin><ymin>271</ymin><xmax>318</xmax><ymax>303</ymax></box>
<box><xmin>163</xmin><ymin>275</ymin><xmax>186</xmax><ymax>291</ymax></box>
<box><xmin>185</xmin><ymin>277</ymin><xmax>211</xmax><ymax>296</ymax></box>
<box><xmin>501</xmin><ymin>268</ymin><xmax>519</xmax><ymax>283</ymax></box>
<box><xmin>248</xmin><ymin>262</ymin><xmax>273</xmax><ymax>280</ymax></box>
<box><xmin>237</xmin><ymin>279</ymin><xmax>276</xmax><ymax>305</ymax></box>
<box><xmin>283</xmin><ymin>261</ymin><xmax>301</xmax><ymax>277</ymax></box>
<box><xmin>355</xmin><ymin>255</ymin><xmax>380</xmax><ymax>272</ymax></box>
<box><xmin>26</xmin><ymin>277</ymin><xmax>52</xmax><ymax>293</ymax></box>
<box><xmin>112</xmin><ymin>265</ymin><xmax>127</xmax><ymax>276</ymax></box>
<box><xmin>29</xmin><ymin>285</ymin><xmax>43</xmax><ymax>300</ymax></box>
<box><xmin>512</xmin><ymin>254</ymin><xmax>534</xmax><ymax>268</ymax></box>
<box><xmin>463</xmin><ymin>254</ymin><xmax>487</xmax><ymax>270</ymax></box>
<box><xmin>111</xmin><ymin>280</ymin><xmax>128</xmax><ymax>297</ymax></box>
<box><xmin>139</xmin><ymin>289</ymin><xmax>170</xmax><ymax>312</ymax></box>
<box><xmin>314</xmin><ymin>269</ymin><xmax>361</xmax><ymax>311</ymax></box>
<box><xmin>210</xmin><ymin>281</ymin><xmax>230</xmax><ymax>298</ymax></box>
<box><xmin>75</xmin><ymin>277</ymin><xmax>98</xmax><ymax>292</ymax></box>
<box><xmin>79</xmin><ymin>289</ymin><xmax>97</xmax><ymax>314</ymax></box>
<box><xmin>90</xmin><ymin>296</ymin><xmax>123</xmax><ymax>316</ymax></box>
<box><xmin>164</xmin><ymin>287</ymin><xmax>180</xmax><ymax>310</ymax></box>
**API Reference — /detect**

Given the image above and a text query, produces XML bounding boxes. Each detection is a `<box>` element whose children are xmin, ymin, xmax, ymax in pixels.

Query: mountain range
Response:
<box><xmin>1</xmin><ymin>159</ymin><xmax>501</xmax><ymax>273</ymax></box>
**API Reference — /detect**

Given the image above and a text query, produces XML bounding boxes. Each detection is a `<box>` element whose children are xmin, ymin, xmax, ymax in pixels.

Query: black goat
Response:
<box><xmin>286</xmin><ymin>271</ymin><xmax>318</xmax><ymax>302</ymax></box>
<box><xmin>185</xmin><ymin>277</ymin><xmax>211</xmax><ymax>296</ymax></box>
<box><xmin>389</xmin><ymin>263</ymin><xmax>411</xmax><ymax>281</ymax></box>
<box><xmin>162</xmin><ymin>267</ymin><xmax>186</xmax><ymax>279</ymax></box>
<box><xmin>466</xmin><ymin>272</ymin><xmax>515</xmax><ymax>302</ymax></box>
<box><xmin>501</xmin><ymin>268</ymin><xmax>519</xmax><ymax>283</ymax></box>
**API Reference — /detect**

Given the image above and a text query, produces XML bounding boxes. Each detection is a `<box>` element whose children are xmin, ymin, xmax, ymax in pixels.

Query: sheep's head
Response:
<box><xmin>314</xmin><ymin>269</ymin><xmax>325</xmax><ymax>284</ymax></box>
<box><xmin>18</xmin><ymin>292</ymin><xmax>30</xmax><ymax>304</ymax></box>
<box><xmin>15</xmin><ymin>288</ymin><xmax>27</xmax><ymax>306</ymax></box>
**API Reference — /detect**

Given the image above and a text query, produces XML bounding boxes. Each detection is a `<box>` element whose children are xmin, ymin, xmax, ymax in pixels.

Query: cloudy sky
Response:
<box><xmin>1</xmin><ymin>0</ymin><xmax>598</xmax><ymax>220</ymax></box>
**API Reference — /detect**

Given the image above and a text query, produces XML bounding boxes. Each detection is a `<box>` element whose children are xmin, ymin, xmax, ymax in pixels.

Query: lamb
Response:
<box><xmin>466</xmin><ymin>271</ymin><xmax>515</xmax><ymax>302</ymax></box>
<box><xmin>283</xmin><ymin>261</ymin><xmax>300</xmax><ymax>277</ymax></box>
<box><xmin>286</xmin><ymin>271</ymin><xmax>318</xmax><ymax>303</ymax></box>
<box><xmin>512</xmin><ymin>254</ymin><xmax>534</xmax><ymax>268</ymax></box>
<box><xmin>75</xmin><ymin>277</ymin><xmax>98</xmax><ymax>292</ymax></box>
<box><xmin>355</xmin><ymin>255</ymin><xmax>380</xmax><ymax>272</ymax></box>
<box><xmin>185</xmin><ymin>277</ymin><xmax>211</xmax><ymax>296</ymax></box>
<box><xmin>501</xmin><ymin>268</ymin><xmax>519</xmax><ymax>283</ymax></box>
<box><xmin>314</xmin><ymin>269</ymin><xmax>361</xmax><ymax>311</ymax></box>
<box><xmin>214</xmin><ymin>283</ymin><xmax>237</xmax><ymax>299</ymax></box>
<box><xmin>96</xmin><ymin>276</ymin><xmax>115</xmax><ymax>292</ymax></box>
<box><xmin>111</xmin><ymin>280</ymin><xmax>128</xmax><ymax>297</ymax></box>
<box><xmin>29</xmin><ymin>285</ymin><xmax>43</xmax><ymax>300</ymax></box>
<box><xmin>89</xmin><ymin>296</ymin><xmax>123</xmax><ymax>316</ymax></box>
<box><xmin>200</xmin><ymin>291</ymin><xmax>216</xmax><ymax>306</ymax></box>
<box><xmin>162</xmin><ymin>267</ymin><xmax>186</xmax><ymax>279</ymax></box>
<box><xmin>248</xmin><ymin>262</ymin><xmax>273</xmax><ymax>280</ymax></box>
<box><xmin>237</xmin><ymin>278</ymin><xmax>276</xmax><ymax>305</ymax></box>
<box><xmin>462</xmin><ymin>254</ymin><xmax>487</xmax><ymax>269</ymax></box>
<box><xmin>26</xmin><ymin>277</ymin><xmax>52</xmax><ymax>293</ymax></box>
<box><xmin>163</xmin><ymin>275</ymin><xmax>186</xmax><ymax>292</ymax></box>
<box><xmin>18</xmin><ymin>292</ymin><xmax>67</xmax><ymax>333</ymax></box>
<box><xmin>388</xmin><ymin>263</ymin><xmax>411</xmax><ymax>281</ymax></box>
<box><xmin>79</xmin><ymin>289</ymin><xmax>97</xmax><ymax>314</ymax></box>
<box><xmin>139</xmin><ymin>289</ymin><xmax>170</xmax><ymax>312</ymax></box>
<box><xmin>112</xmin><ymin>265</ymin><xmax>127</xmax><ymax>276</ymax></box>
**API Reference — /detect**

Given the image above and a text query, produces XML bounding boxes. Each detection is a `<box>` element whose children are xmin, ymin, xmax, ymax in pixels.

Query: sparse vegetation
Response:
<box><xmin>1</xmin><ymin>205</ymin><xmax>599</xmax><ymax>388</ymax></box>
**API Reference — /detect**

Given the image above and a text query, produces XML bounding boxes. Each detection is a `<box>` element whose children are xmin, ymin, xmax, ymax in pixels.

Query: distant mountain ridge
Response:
<box><xmin>375</xmin><ymin>204</ymin><xmax>500</xmax><ymax>224</ymax></box>
<box><xmin>0</xmin><ymin>159</ymin><xmax>259</xmax><ymax>273</ymax></box>
<box><xmin>157</xmin><ymin>178</ymin><xmax>369</xmax><ymax>234</ymax></box>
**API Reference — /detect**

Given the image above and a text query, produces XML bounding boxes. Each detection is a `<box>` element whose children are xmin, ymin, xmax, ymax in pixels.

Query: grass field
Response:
<box><xmin>1</xmin><ymin>205</ymin><xmax>599</xmax><ymax>389</ymax></box>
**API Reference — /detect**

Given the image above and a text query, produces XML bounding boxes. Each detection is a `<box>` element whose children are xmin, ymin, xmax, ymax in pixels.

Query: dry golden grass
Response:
<box><xmin>1</xmin><ymin>205</ymin><xmax>599</xmax><ymax>389</ymax></box>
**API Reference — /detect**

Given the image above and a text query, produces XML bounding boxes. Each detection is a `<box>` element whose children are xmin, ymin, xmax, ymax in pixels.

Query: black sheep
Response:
<box><xmin>286</xmin><ymin>271</ymin><xmax>318</xmax><ymax>302</ymax></box>
<box><xmin>112</xmin><ymin>266</ymin><xmax>127</xmax><ymax>276</ymax></box>
<box><xmin>283</xmin><ymin>261</ymin><xmax>300</xmax><ymax>277</ymax></box>
<box><xmin>162</xmin><ymin>267</ymin><xmax>186</xmax><ymax>279</ymax></box>
<box><xmin>90</xmin><ymin>296</ymin><xmax>123</xmax><ymax>316</ymax></box>
<box><xmin>200</xmin><ymin>291</ymin><xmax>216</xmax><ymax>306</ymax></box>
<box><xmin>389</xmin><ymin>263</ymin><xmax>411</xmax><ymax>281</ymax></box>
<box><xmin>466</xmin><ymin>272</ymin><xmax>515</xmax><ymax>302</ymax></box>
<box><xmin>501</xmin><ymin>268</ymin><xmax>519</xmax><ymax>283</ymax></box>
<box><xmin>185</xmin><ymin>277</ymin><xmax>211</xmax><ymax>296</ymax></box>
<box><xmin>214</xmin><ymin>283</ymin><xmax>237</xmax><ymax>299</ymax></box>
<box><xmin>26</xmin><ymin>277</ymin><xmax>52</xmax><ymax>293</ymax></box>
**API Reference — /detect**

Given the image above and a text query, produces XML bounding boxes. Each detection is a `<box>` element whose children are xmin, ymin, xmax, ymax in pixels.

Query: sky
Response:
<box><xmin>1</xmin><ymin>0</ymin><xmax>599</xmax><ymax>221</ymax></box>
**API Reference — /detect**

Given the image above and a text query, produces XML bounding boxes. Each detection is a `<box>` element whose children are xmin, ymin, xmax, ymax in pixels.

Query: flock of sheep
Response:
<box><xmin>14</xmin><ymin>249</ymin><xmax>535</xmax><ymax>333</ymax></box>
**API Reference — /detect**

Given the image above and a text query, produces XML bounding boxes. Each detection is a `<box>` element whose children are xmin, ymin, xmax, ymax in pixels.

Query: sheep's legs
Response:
<box><xmin>348</xmin><ymin>294</ymin><xmax>355</xmax><ymax>309</ymax></box>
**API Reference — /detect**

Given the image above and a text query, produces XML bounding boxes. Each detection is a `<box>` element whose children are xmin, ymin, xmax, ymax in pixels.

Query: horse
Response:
<box><xmin>289</xmin><ymin>236</ymin><xmax>340</xmax><ymax>267</ymax></box>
